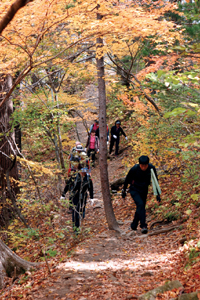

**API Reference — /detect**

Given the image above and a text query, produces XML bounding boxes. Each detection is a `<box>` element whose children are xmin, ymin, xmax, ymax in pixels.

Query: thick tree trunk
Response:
<box><xmin>0</xmin><ymin>240</ymin><xmax>38</xmax><ymax>289</ymax></box>
<box><xmin>96</xmin><ymin>11</ymin><xmax>119</xmax><ymax>232</ymax></box>
<box><xmin>0</xmin><ymin>75</ymin><xmax>19</xmax><ymax>226</ymax></box>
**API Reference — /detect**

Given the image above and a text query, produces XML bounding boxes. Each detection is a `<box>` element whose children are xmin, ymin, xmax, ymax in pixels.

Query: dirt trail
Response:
<box><xmin>27</xmin><ymin>85</ymin><xmax>183</xmax><ymax>300</ymax></box>
<box><xmin>33</xmin><ymin>188</ymin><xmax>181</xmax><ymax>299</ymax></box>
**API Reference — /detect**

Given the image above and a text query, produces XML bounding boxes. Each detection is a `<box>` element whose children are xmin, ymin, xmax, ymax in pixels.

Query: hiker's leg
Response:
<box><xmin>109</xmin><ymin>137</ymin><xmax>114</xmax><ymax>154</ymax></box>
<box><xmin>91</xmin><ymin>151</ymin><xmax>96</xmax><ymax>166</ymax></box>
<box><xmin>87</xmin><ymin>149</ymin><xmax>91</xmax><ymax>159</ymax></box>
<box><xmin>130</xmin><ymin>190</ymin><xmax>146</xmax><ymax>229</ymax></box>
<box><xmin>72</xmin><ymin>199</ymin><xmax>80</xmax><ymax>230</ymax></box>
<box><xmin>115</xmin><ymin>138</ymin><xmax>119</xmax><ymax>155</ymax></box>
<box><xmin>131</xmin><ymin>211</ymin><xmax>140</xmax><ymax>230</ymax></box>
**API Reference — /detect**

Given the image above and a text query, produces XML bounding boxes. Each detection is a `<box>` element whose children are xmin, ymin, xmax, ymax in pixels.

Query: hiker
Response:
<box><xmin>89</xmin><ymin>119</ymin><xmax>99</xmax><ymax>134</ymax></box>
<box><xmin>121</xmin><ymin>155</ymin><xmax>161</xmax><ymax>234</ymax></box>
<box><xmin>67</xmin><ymin>142</ymin><xmax>85</xmax><ymax>177</ymax></box>
<box><xmin>60</xmin><ymin>157</ymin><xmax>81</xmax><ymax>213</ymax></box>
<box><xmin>68</xmin><ymin>141</ymin><xmax>81</xmax><ymax>160</ymax></box>
<box><xmin>79</xmin><ymin>151</ymin><xmax>91</xmax><ymax>174</ymax></box>
<box><xmin>85</xmin><ymin>129</ymin><xmax>99</xmax><ymax>167</ymax></box>
<box><xmin>64</xmin><ymin>167</ymin><xmax>93</xmax><ymax>233</ymax></box>
<box><xmin>95</xmin><ymin>124</ymin><xmax>109</xmax><ymax>143</ymax></box>
<box><xmin>109</xmin><ymin>120</ymin><xmax>127</xmax><ymax>156</ymax></box>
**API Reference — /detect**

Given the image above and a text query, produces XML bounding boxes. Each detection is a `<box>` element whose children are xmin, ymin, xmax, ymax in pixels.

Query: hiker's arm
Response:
<box><xmin>62</xmin><ymin>179</ymin><xmax>71</xmax><ymax>197</ymax></box>
<box><xmin>120</xmin><ymin>127</ymin><xmax>126</xmax><ymax>137</ymax></box>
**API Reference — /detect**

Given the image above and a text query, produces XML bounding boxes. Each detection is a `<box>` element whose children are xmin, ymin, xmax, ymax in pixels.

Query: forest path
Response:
<box><xmin>28</xmin><ymin>85</ymin><xmax>184</xmax><ymax>300</ymax></box>
<box><xmin>35</xmin><ymin>198</ymin><xmax>181</xmax><ymax>300</ymax></box>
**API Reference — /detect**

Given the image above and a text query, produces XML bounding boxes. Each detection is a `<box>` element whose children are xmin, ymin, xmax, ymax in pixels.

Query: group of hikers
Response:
<box><xmin>60</xmin><ymin>119</ymin><xmax>161</xmax><ymax>235</ymax></box>
<box><xmin>88</xmin><ymin>119</ymin><xmax>128</xmax><ymax>161</ymax></box>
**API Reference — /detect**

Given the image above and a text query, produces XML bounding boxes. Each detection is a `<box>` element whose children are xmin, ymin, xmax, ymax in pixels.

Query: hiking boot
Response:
<box><xmin>141</xmin><ymin>227</ymin><xmax>148</xmax><ymax>234</ymax></box>
<box><xmin>129</xmin><ymin>226</ymin><xmax>137</xmax><ymax>233</ymax></box>
<box><xmin>130</xmin><ymin>223</ymin><xmax>137</xmax><ymax>231</ymax></box>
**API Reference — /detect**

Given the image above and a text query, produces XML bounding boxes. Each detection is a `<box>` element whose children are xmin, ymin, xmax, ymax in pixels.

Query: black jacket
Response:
<box><xmin>111</xmin><ymin>125</ymin><xmax>126</xmax><ymax>139</ymax></box>
<box><xmin>62</xmin><ymin>173</ymin><xmax>93</xmax><ymax>205</ymax></box>
<box><xmin>123</xmin><ymin>163</ymin><xmax>158</xmax><ymax>193</ymax></box>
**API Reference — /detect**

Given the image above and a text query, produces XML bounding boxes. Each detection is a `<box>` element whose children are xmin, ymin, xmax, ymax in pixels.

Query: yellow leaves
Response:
<box><xmin>0</xmin><ymin>0</ymin><xmax>183</xmax><ymax>80</ymax></box>
<box><xmin>17</xmin><ymin>157</ymin><xmax>54</xmax><ymax>177</ymax></box>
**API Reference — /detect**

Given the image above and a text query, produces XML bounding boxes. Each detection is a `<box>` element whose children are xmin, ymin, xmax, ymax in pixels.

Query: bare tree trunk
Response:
<box><xmin>0</xmin><ymin>75</ymin><xmax>19</xmax><ymax>226</ymax></box>
<box><xmin>0</xmin><ymin>239</ymin><xmax>38</xmax><ymax>289</ymax></box>
<box><xmin>96</xmin><ymin>10</ymin><xmax>120</xmax><ymax>232</ymax></box>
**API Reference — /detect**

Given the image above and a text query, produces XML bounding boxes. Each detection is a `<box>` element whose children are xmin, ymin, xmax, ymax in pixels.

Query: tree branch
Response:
<box><xmin>108</xmin><ymin>53</ymin><xmax>161</xmax><ymax>113</ymax></box>
<box><xmin>0</xmin><ymin>0</ymin><xmax>33</xmax><ymax>34</ymax></box>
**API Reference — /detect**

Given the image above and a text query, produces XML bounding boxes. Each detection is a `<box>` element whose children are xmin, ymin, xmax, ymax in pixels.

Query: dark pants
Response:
<box><xmin>109</xmin><ymin>137</ymin><xmax>119</xmax><ymax>155</ymax></box>
<box><xmin>72</xmin><ymin>197</ymin><xmax>86</xmax><ymax>229</ymax></box>
<box><xmin>87</xmin><ymin>149</ymin><xmax>96</xmax><ymax>166</ymax></box>
<box><xmin>130</xmin><ymin>190</ymin><xmax>148</xmax><ymax>229</ymax></box>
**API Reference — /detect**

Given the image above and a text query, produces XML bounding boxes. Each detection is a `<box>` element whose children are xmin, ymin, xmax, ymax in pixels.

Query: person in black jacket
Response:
<box><xmin>62</xmin><ymin>167</ymin><xmax>93</xmax><ymax>233</ymax></box>
<box><xmin>109</xmin><ymin>120</ymin><xmax>127</xmax><ymax>156</ymax></box>
<box><xmin>122</xmin><ymin>155</ymin><xmax>160</xmax><ymax>234</ymax></box>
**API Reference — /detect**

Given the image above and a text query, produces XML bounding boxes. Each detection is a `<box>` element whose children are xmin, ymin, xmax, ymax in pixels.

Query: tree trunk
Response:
<box><xmin>0</xmin><ymin>75</ymin><xmax>19</xmax><ymax>226</ymax></box>
<box><xmin>96</xmin><ymin>10</ymin><xmax>120</xmax><ymax>232</ymax></box>
<box><xmin>0</xmin><ymin>239</ymin><xmax>38</xmax><ymax>289</ymax></box>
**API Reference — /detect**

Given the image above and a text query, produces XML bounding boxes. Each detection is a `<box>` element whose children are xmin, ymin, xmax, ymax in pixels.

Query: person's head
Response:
<box><xmin>94</xmin><ymin>119</ymin><xmax>99</xmax><ymax>124</ymax></box>
<box><xmin>80</xmin><ymin>151</ymin><xmax>87</xmax><ymax>160</ymax></box>
<box><xmin>115</xmin><ymin>120</ymin><xmax>121</xmax><ymax>128</ymax></box>
<box><xmin>75</xmin><ymin>141</ymin><xmax>81</xmax><ymax>147</ymax></box>
<box><xmin>139</xmin><ymin>155</ymin><xmax>149</xmax><ymax>171</ymax></box>
<box><xmin>76</xmin><ymin>144</ymin><xmax>84</xmax><ymax>152</ymax></box>
<box><xmin>79</xmin><ymin>151</ymin><xmax>87</xmax><ymax>167</ymax></box>
<box><xmin>91</xmin><ymin>129</ymin><xmax>96</xmax><ymax>135</ymax></box>
<box><xmin>80</xmin><ymin>167</ymin><xmax>87</xmax><ymax>176</ymax></box>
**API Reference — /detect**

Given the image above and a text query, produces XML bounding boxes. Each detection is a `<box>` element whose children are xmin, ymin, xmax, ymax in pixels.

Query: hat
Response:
<box><xmin>75</xmin><ymin>141</ymin><xmax>81</xmax><ymax>146</ymax></box>
<box><xmin>116</xmin><ymin>120</ymin><xmax>121</xmax><ymax>125</ymax></box>
<box><xmin>80</xmin><ymin>151</ymin><xmax>87</xmax><ymax>157</ymax></box>
<box><xmin>139</xmin><ymin>155</ymin><xmax>149</xmax><ymax>165</ymax></box>
<box><xmin>94</xmin><ymin>119</ymin><xmax>99</xmax><ymax>123</ymax></box>
<box><xmin>76</xmin><ymin>145</ymin><xmax>84</xmax><ymax>152</ymax></box>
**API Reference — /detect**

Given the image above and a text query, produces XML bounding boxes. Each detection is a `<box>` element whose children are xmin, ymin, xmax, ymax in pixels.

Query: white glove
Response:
<box><xmin>107</xmin><ymin>136</ymin><xmax>109</xmax><ymax>141</ymax></box>
<box><xmin>90</xmin><ymin>199</ymin><xmax>94</xmax><ymax>206</ymax></box>
<box><xmin>85</xmin><ymin>148</ymin><xmax>87</xmax><ymax>152</ymax></box>
<box><xmin>125</xmin><ymin>136</ymin><xmax>128</xmax><ymax>140</ymax></box>
<box><xmin>113</xmin><ymin>135</ymin><xmax>117</xmax><ymax>139</ymax></box>
<box><xmin>60</xmin><ymin>196</ymin><xmax>65</xmax><ymax>200</ymax></box>
<box><xmin>97</xmin><ymin>149</ymin><xmax>99</xmax><ymax>153</ymax></box>
<box><xmin>107</xmin><ymin>141</ymin><xmax>109</xmax><ymax>145</ymax></box>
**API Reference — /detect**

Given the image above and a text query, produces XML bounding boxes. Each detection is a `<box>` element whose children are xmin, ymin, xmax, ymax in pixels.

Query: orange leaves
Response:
<box><xmin>120</xmin><ymin>94</ymin><xmax>133</xmax><ymax>107</ymax></box>
<box><xmin>137</xmin><ymin>55</ymin><xmax>179</xmax><ymax>81</ymax></box>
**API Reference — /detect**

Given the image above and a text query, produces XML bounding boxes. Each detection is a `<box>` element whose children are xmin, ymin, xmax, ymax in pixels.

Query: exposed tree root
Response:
<box><xmin>0</xmin><ymin>240</ymin><xmax>39</xmax><ymax>289</ymax></box>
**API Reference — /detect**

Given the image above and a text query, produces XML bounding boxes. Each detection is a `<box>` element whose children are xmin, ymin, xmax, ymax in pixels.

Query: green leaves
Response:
<box><xmin>164</xmin><ymin>107</ymin><xmax>186</xmax><ymax>118</ymax></box>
